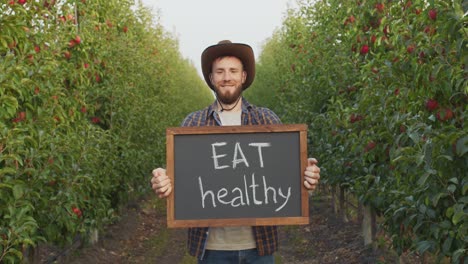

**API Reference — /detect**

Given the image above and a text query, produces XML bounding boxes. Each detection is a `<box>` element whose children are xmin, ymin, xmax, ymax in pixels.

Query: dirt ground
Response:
<box><xmin>37</xmin><ymin>192</ymin><xmax>421</xmax><ymax>264</ymax></box>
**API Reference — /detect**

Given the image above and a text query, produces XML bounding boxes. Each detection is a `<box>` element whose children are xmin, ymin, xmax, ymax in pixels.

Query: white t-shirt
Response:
<box><xmin>205</xmin><ymin>109</ymin><xmax>256</xmax><ymax>250</ymax></box>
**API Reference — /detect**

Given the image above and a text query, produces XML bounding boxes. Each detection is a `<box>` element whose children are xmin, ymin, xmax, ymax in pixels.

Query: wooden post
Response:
<box><xmin>89</xmin><ymin>228</ymin><xmax>99</xmax><ymax>245</ymax></box>
<box><xmin>362</xmin><ymin>205</ymin><xmax>376</xmax><ymax>246</ymax></box>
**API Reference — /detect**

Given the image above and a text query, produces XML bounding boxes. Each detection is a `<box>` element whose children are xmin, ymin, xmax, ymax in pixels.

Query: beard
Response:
<box><xmin>214</xmin><ymin>83</ymin><xmax>243</xmax><ymax>105</ymax></box>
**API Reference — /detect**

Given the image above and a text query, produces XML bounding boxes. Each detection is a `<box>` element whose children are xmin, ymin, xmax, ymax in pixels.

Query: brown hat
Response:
<box><xmin>201</xmin><ymin>40</ymin><xmax>255</xmax><ymax>90</ymax></box>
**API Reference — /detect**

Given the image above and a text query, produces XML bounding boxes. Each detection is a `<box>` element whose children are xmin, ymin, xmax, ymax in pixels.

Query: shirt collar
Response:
<box><xmin>207</xmin><ymin>97</ymin><xmax>252</xmax><ymax>117</ymax></box>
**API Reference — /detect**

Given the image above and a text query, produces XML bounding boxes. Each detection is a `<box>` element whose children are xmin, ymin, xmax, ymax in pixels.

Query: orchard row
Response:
<box><xmin>245</xmin><ymin>0</ymin><xmax>466</xmax><ymax>262</ymax></box>
<box><xmin>0</xmin><ymin>0</ymin><xmax>212</xmax><ymax>262</ymax></box>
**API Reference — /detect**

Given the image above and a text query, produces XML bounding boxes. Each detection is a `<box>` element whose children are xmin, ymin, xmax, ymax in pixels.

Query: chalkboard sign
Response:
<box><xmin>166</xmin><ymin>124</ymin><xmax>309</xmax><ymax>228</ymax></box>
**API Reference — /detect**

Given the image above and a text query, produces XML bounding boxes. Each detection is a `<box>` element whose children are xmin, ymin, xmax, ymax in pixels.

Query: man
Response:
<box><xmin>150</xmin><ymin>40</ymin><xmax>321</xmax><ymax>263</ymax></box>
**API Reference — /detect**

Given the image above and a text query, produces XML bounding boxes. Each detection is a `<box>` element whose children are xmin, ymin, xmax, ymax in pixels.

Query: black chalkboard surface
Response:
<box><xmin>166</xmin><ymin>124</ymin><xmax>309</xmax><ymax>228</ymax></box>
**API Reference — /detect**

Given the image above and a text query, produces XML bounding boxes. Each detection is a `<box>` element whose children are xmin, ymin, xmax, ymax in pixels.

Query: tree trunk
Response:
<box><xmin>357</xmin><ymin>201</ymin><xmax>363</xmax><ymax>223</ymax></box>
<box><xmin>339</xmin><ymin>186</ymin><xmax>349</xmax><ymax>222</ymax></box>
<box><xmin>331</xmin><ymin>185</ymin><xmax>338</xmax><ymax>214</ymax></box>
<box><xmin>22</xmin><ymin>245</ymin><xmax>39</xmax><ymax>264</ymax></box>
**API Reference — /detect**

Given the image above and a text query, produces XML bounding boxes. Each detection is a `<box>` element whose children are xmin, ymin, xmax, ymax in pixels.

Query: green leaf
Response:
<box><xmin>409</xmin><ymin>132</ymin><xmax>420</xmax><ymax>143</ymax></box>
<box><xmin>448</xmin><ymin>177</ymin><xmax>459</xmax><ymax>185</ymax></box>
<box><xmin>0</xmin><ymin>95</ymin><xmax>19</xmax><ymax>118</ymax></box>
<box><xmin>12</xmin><ymin>185</ymin><xmax>24</xmax><ymax>199</ymax></box>
<box><xmin>447</xmin><ymin>184</ymin><xmax>456</xmax><ymax>193</ymax></box>
<box><xmin>0</xmin><ymin>154</ymin><xmax>21</xmax><ymax>164</ymax></box>
<box><xmin>416</xmin><ymin>240</ymin><xmax>433</xmax><ymax>253</ymax></box>
<box><xmin>419</xmin><ymin>204</ymin><xmax>427</xmax><ymax>214</ymax></box>
<box><xmin>432</xmin><ymin>192</ymin><xmax>448</xmax><ymax>207</ymax></box>
<box><xmin>436</xmin><ymin>155</ymin><xmax>453</xmax><ymax>161</ymax></box>
<box><xmin>22</xmin><ymin>238</ymin><xmax>35</xmax><ymax>247</ymax></box>
<box><xmin>0</xmin><ymin>183</ymin><xmax>13</xmax><ymax>190</ymax></box>
<box><xmin>7</xmin><ymin>247</ymin><xmax>23</xmax><ymax>259</ymax></box>
<box><xmin>0</xmin><ymin>168</ymin><xmax>17</xmax><ymax>176</ymax></box>
<box><xmin>452</xmin><ymin>211</ymin><xmax>465</xmax><ymax>225</ymax></box>
<box><xmin>455</xmin><ymin>136</ymin><xmax>468</xmax><ymax>156</ymax></box>
<box><xmin>0</xmin><ymin>37</ymin><xmax>7</xmax><ymax>49</ymax></box>
<box><xmin>417</xmin><ymin>172</ymin><xmax>430</xmax><ymax>186</ymax></box>
<box><xmin>446</xmin><ymin>207</ymin><xmax>454</xmax><ymax>218</ymax></box>
<box><xmin>439</xmin><ymin>220</ymin><xmax>451</xmax><ymax>229</ymax></box>
<box><xmin>442</xmin><ymin>236</ymin><xmax>453</xmax><ymax>253</ymax></box>
<box><xmin>452</xmin><ymin>248</ymin><xmax>466</xmax><ymax>263</ymax></box>
<box><xmin>416</xmin><ymin>154</ymin><xmax>424</xmax><ymax>166</ymax></box>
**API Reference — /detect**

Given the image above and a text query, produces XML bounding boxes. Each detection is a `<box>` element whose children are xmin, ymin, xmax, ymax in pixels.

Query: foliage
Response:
<box><xmin>0</xmin><ymin>0</ymin><xmax>212</xmax><ymax>262</ymax></box>
<box><xmin>245</xmin><ymin>0</ymin><xmax>467</xmax><ymax>261</ymax></box>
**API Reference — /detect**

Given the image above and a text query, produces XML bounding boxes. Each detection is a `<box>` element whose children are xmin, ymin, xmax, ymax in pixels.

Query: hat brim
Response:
<box><xmin>201</xmin><ymin>42</ymin><xmax>255</xmax><ymax>90</ymax></box>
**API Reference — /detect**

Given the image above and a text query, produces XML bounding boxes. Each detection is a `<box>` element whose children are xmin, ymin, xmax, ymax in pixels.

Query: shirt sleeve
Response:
<box><xmin>180</xmin><ymin>110</ymin><xmax>204</xmax><ymax>127</ymax></box>
<box><xmin>257</xmin><ymin>107</ymin><xmax>282</xmax><ymax>125</ymax></box>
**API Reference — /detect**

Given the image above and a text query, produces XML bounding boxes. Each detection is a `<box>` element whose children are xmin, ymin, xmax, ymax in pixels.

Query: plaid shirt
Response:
<box><xmin>181</xmin><ymin>99</ymin><xmax>281</xmax><ymax>259</ymax></box>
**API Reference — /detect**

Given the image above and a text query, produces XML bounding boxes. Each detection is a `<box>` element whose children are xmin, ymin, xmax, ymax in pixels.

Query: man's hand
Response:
<box><xmin>304</xmin><ymin>158</ymin><xmax>320</xmax><ymax>190</ymax></box>
<box><xmin>151</xmin><ymin>168</ymin><xmax>172</xmax><ymax>198</ymax></box>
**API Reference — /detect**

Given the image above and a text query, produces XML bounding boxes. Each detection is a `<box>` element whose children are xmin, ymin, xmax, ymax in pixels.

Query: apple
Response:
<box><xmin>365</xmin><ymin>141</ymin><xmax>377</xmax><ymax>152</ymax></box>
<box><xmin>425</xmin><ymin>99</ymin><xmax>438</xmax><ymax>111</ymax></box>
<box><xmin>375</xmin><ymin>3</ymin><xmax>384</xmax><ymax>12</ymax></box>
<box><xmin>64</xmin><ymin>51</ymin><xmax>71</xmax><ymax>59</ymax></box>
<box><xmin>428</xmin><ymin>9</ymin><xmax>437</xmax><ymax>20</ymax></box>
<box><xmin>436</xmin><ymin>108</ymin><xmax>454</xmax><ymax>121</ymax></box>
<box><xmin>360</xmin><ymin>45</ymin><xmax>369</xmax><ymax>55</ymax></box>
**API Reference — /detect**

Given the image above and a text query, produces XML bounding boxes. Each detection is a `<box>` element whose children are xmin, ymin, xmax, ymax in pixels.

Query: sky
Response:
<box><xmin>140</xmin><ymin>0</ymin><xmax>297</xmax><ymax>76</ymax></box>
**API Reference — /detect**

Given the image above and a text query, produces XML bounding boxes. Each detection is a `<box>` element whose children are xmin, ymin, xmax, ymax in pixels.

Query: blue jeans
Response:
<box><xmin>198</xmin><ymin>249</ymin><xmax>274</xmax><ymax>264</ymax></box>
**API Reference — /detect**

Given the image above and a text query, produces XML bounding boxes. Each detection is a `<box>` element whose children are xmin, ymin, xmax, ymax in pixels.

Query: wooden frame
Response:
<box><xmin>166</xmin><ymin>124</ymin><xmax>309</xmax><ymax>228</ymax></box>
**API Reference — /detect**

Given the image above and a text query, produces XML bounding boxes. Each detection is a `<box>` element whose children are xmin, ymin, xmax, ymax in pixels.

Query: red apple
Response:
<box><xmin>360</xmin><ymin>45</ymin><xmax>369</xmax><ymax>55</ymax></box>
<box><xmin>375</xmin><ymin>3</ymin><xmax>384</xmax><ymax>12</ymax></box>
<box><xmin>436</xmin><ymin>108</ymin><xmax>454</xmax><ymax>121</ymax></box>
<box><xmin>365</xmin><ymin>141</ymin><xmax>377</xmax><ymax>152</ymax></box>
<box><xmin>424</xmin><ymin>26</ymin><xmax>436</xmax><ymax>36</ymax></box>
<box><xmin>68</xmin><ymin>39</ymin><xmax>76</xmax><ymax>48</ymax></box>
<box><xmin>428</xmin><ymin>9</ymin><xmax>437</xmax><ymax>20</ymax></box>
<box><xmin>72</xmin><ymin>207</ymin><xmax>82</xmax><ymax>218</ymax></box>
<box><xmin>74</xmin><ymin>35</ymin><xmax>81</xmax><ymax>44</ymax></box>
<box><xmin>91</xmin><ymin>117</ymin><xmax>100</xmax><ymax>123</ymax></box>
<box><xmin>383</xmin><ymin>25</ymin><xmax>390</xmax><ymax>36</ymax></box>
<box><xmin>425</xmin><ymin>99</ymin><xmax>438</xmax><ymax>111</ymax></box>
<box><xmin>350</xmin><ymin>114</ymin><xmax>363</xmax><ymax>123</ymax></box>
<box><xmin>404</xmin><ymin>1</ymin><xmax>412</xmax><ymax>10</ymax></box>
<box><xmin>63</xmin><ymin>51</ymin><xmax>71</xmax><ymax>59</ymax></box>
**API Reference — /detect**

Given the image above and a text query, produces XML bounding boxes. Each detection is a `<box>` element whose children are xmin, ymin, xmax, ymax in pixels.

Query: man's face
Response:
<box><xmin>210</xmin><ymin>56</ymin><xmax>246</xmax><ymax>105</ymax></box>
